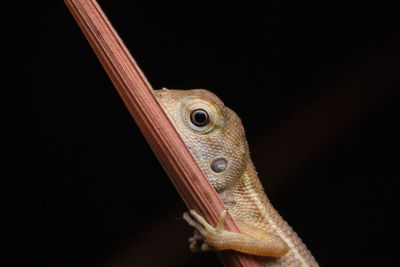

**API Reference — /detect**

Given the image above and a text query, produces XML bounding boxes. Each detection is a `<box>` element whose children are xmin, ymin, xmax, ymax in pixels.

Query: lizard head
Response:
<box><xmin>154</xmin><ymin>89</ymin><xmax>249</xmax><ymax>192</ymax></box>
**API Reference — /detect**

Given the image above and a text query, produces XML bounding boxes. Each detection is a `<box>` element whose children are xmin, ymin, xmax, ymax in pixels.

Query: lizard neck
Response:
<box><xmin>220</xmin><ymin>157</ymin><xmax>318</xmax><ymax>266</ymax></box>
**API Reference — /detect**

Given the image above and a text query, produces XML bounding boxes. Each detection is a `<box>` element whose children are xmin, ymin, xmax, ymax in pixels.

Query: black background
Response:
<box><xmin>8</xmin><ymin>0</ymin><xmax>399</xmax><ymax>266</ymax></box>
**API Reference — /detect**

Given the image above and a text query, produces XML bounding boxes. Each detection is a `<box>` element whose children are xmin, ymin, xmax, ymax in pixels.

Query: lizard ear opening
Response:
<box><xmin>211</xmin><ymin>158</ymin><xmax>228</xmax><ymax>173</ymax></box>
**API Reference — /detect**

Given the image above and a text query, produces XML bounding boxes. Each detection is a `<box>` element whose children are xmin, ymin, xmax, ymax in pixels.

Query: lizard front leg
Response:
<box><xmin>183</xmin><ymin>210</ymin><xmax>289</xmax><ymax>257</ymax></box>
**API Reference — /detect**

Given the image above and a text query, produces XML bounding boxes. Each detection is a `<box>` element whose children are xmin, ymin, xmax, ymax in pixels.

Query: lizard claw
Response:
<box><xmin>188</xmin><ymin>229</ymin><xmax>204</xmax><ymax>242</ymax></box>
<box><xmin>183</xmin><ymin>209</ymin><xmax>228</xmax><ymax>252</ymax></box>
<box><xmin>183</xmin><ymin>211</ymin><xmax>211</xmax><ymax>252</ymax></box>
<box><xmin>183</xmin><ymin>210</ymin><xmax>227</xmax><ymax>252</ymax></box>
<box><xmin>188</xmin><ymin>209</ymin><xmax>227</xmax><ymax>234</ymax></box>
<box><xmin>183</xmin><ymin>211</ymin><xmax>208</xmax><ymax>237</ymax></box>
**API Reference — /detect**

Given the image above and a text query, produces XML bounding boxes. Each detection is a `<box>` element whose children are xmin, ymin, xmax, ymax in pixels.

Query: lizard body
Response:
<box><xmin>154</xmin><ymin>89</ymin><xmax>318</xmax><ymax>266</ymax></box>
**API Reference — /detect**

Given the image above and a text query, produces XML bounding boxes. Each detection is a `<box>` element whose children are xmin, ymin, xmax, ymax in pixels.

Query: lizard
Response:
<box><xmin>154</xmin><ymin>88</ymin><xmax>318</xmax><ymax>266</ymax></box>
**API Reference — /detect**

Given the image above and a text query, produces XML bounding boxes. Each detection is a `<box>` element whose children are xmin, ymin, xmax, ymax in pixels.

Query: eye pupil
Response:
<box><xmin>190</xmin><ymin>109</ymin><xmax>209</xmax><ymax>127</ymax></box>
<box><xmin>194</xmin><ymin>112</ymin><xmax>207</xmax><ymax>123</ymax></box>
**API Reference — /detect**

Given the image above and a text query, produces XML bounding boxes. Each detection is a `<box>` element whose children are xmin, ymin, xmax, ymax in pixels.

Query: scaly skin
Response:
<box><xmin>154</xmin><ymin>89</ymin><xmax>318</xmax><ymax>266</ymax></box>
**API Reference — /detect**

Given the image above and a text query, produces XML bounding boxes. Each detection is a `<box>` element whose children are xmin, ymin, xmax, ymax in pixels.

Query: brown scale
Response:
<box><xmin>154</xmin><ymin>89</ymin><xmax>318</xmax><ymax>266</ymax></box>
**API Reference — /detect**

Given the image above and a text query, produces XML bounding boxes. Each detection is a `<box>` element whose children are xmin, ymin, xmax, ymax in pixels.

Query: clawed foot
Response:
<box><xmin>187</xmin><ymin>229</ymin><xmax>212</xmax><ymax>252</ymax></box>
<box><xmin>183</xmin><ymin>209</ymin><xmax>290</xmax><ymax>257</ymax></box>
<box><xmin>183</xmin><ymin>210</ymin><xmax>227</xmax><ymax>252</ymax></box>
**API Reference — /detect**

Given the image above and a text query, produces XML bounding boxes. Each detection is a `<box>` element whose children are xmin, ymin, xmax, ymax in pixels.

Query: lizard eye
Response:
<box><xmin>190</xmin><ymin>109</ymin><xmax>210</xmax><ymax>127</ymax></box>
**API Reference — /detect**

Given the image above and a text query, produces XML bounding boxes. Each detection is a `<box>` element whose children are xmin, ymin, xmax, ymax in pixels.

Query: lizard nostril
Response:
<box><xmin>210</xmin><ymin>158</ymin><xmax>228</xmax><ymax>173</ymax></box>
